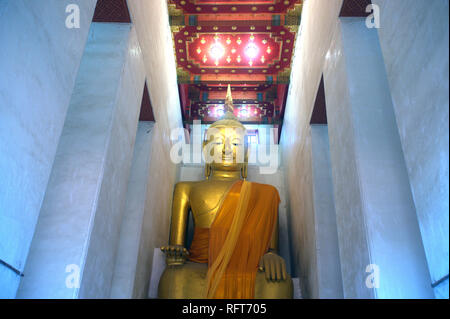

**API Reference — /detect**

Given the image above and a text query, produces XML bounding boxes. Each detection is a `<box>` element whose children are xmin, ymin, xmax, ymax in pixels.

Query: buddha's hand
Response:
<box><xmin>258</xmin><ymin>251</ymin><xmax>287</xmax><ymax>281</ymax></box>
<box><xmin>160</xmin><ymin>245</ymin><xmax>189</xmax><ymax>266</ymax></box>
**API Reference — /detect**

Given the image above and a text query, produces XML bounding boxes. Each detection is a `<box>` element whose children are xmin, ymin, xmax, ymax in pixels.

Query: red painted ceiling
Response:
<box><xmin>91</xmin><ymin>0</ymin><xmax>369</xmax><ymax>134</ymax></box>
<box><xmin>169</xmin><ymin>0</ymin><xmax>303</xmax><ymax>132</ymax></box>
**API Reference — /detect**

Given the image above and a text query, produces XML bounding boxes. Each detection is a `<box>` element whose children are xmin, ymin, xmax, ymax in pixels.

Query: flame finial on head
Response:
<box><xmin>224</xmin><ymin>84</ymin><xmax>234</xmax><ymax>114</ymax></box>
<box><xmin>210</xmin><ymin>84</ymin><xmax>243</xmax><ymax>125</ymax></box>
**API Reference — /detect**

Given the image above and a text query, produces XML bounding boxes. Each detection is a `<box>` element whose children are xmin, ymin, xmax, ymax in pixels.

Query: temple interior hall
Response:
<box><xmin>0</xmin><ymin>0</ymin><xmax>448</xmax><ymax>299</ymax></box>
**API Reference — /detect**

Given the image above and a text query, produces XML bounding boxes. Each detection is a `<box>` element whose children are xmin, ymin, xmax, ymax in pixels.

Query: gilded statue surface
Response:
<box><xmin>158</xmin><ymin>85</ymin><xmax>293</xmax><ymax>299</ymax></box>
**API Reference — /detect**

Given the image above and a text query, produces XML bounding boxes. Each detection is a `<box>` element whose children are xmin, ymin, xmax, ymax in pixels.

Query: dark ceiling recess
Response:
<box><xmin>310</xmin><ymin>76</ymin><xmax>327</xmax><ymax>125</ymax></box>
<box><xmin>139</xmin><ymin>83</ymin><xmax>155</xmax><ymax>122</ymax></box>
<box><xmin>340</xmin><ymin>0</ymin><xmax>372</xmax><ymax>17</ymax></box>
<box><xmin>92</xmin><ymin>0</ymin><xmax>131</xmax><ymax>23</ymax></box>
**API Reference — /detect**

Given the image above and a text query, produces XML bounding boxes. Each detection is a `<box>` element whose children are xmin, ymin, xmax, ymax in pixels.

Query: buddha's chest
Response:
<box><xmin>190</xmin><ymin>181</ymin><xmax>236</xmax><ymax>227</ymax></box>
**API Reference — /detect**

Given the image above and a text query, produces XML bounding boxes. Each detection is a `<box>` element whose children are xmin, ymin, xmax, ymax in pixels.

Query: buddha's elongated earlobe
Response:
<box><xmin>205</xmin><ymin>163</ymin><xmax>212</xmax><ymax>179</ymax></box>
<box><xmin>241</xmin><ymin>163</ymin><xmax>248</xmax><ymax>180</ymax></box>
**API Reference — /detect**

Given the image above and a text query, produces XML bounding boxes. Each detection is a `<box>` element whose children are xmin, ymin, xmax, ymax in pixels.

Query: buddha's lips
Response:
<box><xmin>223</xmin><ymin>156</ymin><xmax>234</xmax><ymax>163</ymax></box>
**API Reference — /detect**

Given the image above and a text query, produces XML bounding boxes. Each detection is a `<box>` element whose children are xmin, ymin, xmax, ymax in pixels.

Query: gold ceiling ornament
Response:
<box><xmin>171</xmin><ymin>25</ymin><xmax>183</xmax><ymax>33</ymax></box>
<box><xmin>277</xmin><ymin>67</ymin><xmax>291</xmax><ymax>83</ymax></box>
<box><xmin>285</xmin><ymin>24</ymin><xmax>299</xmax><ymax>33</ymax></box>
<box><xmin>168</xmin><ymin>3</ymin><xmax>183</xmax><ymax>17</ymax></box>
<box><xmin>287</xmin><ymin>2</ymin><xmax>303</xmax><ymax>16</ymax></box>
<box><xmin>177</xmin><ymin>67</ymin><xmax>191</xmax><ymax>83</ymax></box>
<box><xmin>286</xmin><ymin>2</ymin><xmax>302</xmax><ymax>28</ymax></box>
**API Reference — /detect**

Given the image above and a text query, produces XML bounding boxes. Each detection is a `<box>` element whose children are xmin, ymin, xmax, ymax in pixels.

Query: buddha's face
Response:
<box><xmin>203</xmin><ymin>125</ymin><xmax>248</xmax><ymax>171</ymax></box>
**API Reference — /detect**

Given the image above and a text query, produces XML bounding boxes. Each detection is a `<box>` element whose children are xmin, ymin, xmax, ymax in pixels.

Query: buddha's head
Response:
<box><xmin>203</xmin><ymin>85</ymin><xmax>248</xmax><ymax>179</ymax></box>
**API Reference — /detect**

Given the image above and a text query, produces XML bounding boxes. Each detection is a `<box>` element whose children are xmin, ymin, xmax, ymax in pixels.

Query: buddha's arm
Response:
<box><xmin>259</xmin><ymin>209</ymin><xmax>287</xmax><ymax>281</ymax></box>
<box><xmin>169</xmin><ymin>182</ymin><xmax>190</xmax><ymax>246</ymax></box>
<box><xmin>161</xmin><ymin>182</ymin><xmax>191</xmax><ymax>265</ymax></box>
<box><xmin>268</xmin><ymin>216</ymin><xmax>279</xmax><ymax>252</ymax></box>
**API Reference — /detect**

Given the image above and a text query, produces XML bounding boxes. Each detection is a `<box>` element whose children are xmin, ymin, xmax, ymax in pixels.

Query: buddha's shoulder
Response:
<box><xmin>249</xmin><ymin>181</ymin><xmax>279</xmax><ymax>194</ymax></box>
<box><xmin>174</xmin><ymin>180</ymin><xmax>208</xmax><ymax>191</ymax></box>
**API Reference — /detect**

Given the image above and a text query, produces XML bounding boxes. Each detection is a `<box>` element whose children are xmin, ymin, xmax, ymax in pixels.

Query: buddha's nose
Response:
<box><xmin>223</xmin><ymin>140</ymin><xmax>233</xmax><ymax>156</ymax></box>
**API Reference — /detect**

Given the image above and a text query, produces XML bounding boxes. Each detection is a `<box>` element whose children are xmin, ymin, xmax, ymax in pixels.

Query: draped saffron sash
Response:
<box><xmin>188</xmin><ymin>180</ymin><xmax>280</xmax><ymax>299</ymax></box>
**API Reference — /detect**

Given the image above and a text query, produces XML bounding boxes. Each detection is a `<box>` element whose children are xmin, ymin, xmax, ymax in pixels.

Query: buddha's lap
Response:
<box><xmin>158</xmin><ymin>261</ymin><xmax>293</xmax><ymax>298</ymax></box>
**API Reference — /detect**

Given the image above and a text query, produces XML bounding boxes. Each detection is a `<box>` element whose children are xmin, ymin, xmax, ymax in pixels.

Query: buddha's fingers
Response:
<box><xmin>264</xmin><ymin>259</ymin><xmax>270</xmax><ymax>281</ymax></box>
<box><xmin>270</xmin><ymin>259</ymin><xmax>276</xmax><ymax>281</ymax></box>
<box><xmin>275</xmin><ymin>260</ymin><xmax>281</xmax><ymax>282</ymax></box>
<box><xmin>281</xmin><ymin>259</ymin><xmax>287</xmax><ymax>281</ymax></box>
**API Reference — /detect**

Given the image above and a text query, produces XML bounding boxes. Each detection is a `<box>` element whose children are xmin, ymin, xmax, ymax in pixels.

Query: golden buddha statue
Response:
<box><xmin>158</xmin><ymin>85</ymin><xmax>293</xmax><ymax>299</ymax></box>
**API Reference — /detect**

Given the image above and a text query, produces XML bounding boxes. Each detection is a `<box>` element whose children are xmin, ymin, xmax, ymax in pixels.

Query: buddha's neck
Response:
<box><xmin>209</xmin><ymin>169</ymin><xmax>241</xmax><ymax>181</ymax></box>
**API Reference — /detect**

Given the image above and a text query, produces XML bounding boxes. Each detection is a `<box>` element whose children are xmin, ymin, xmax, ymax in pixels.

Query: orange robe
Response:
<box><xmin>188</xmin><ymin>180</ymin><xmax>280</xmax><ymax>299</ymax></box>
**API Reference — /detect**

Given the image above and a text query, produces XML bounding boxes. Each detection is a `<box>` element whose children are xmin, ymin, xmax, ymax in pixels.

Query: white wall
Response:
<box><xmin>324</xmin><ymin>18</ymin><xmax>433</xmax><ymax>298</ymax></box>
<box><xmin>124</xmin><ymin>0</ymin><xmax>183</xmax><ymax>298</ymax></box>
<box><xmin>310</xmin><ymin>125</ymin><xmax>343</xmax><ymax>298</ymax></box>
<box><xmin>281</xmin><ymin>0</ymin><xmax>447</xmax><ymax>298</ymax></box>
<box><xmin>110</xmin><ymin>121</ymin><xmax>155</xmax><ymax>298</ymax></box>
<box><xmin>0</xmin><ymin>0</ymin><xmax>97</xmax><ymax>298</ymax></box>
<box><xmin>17</xmin><ymin>23</ymin><xmax>145</xmax><ymax>298</ymax></box>
<box><xmin>373</xmin><ymin>0</ymin><xmax>449</xmax><ymax>298</ymax></box>
<box><xmin>280</xmin><ymin>0</ymin><xmax>343</xmax><ymax>298</ymax></box>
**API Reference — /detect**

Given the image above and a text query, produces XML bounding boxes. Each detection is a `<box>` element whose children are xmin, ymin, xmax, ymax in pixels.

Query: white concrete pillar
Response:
<box><xmin>17</xmin><ymin>23</ymin><xmax>145</xmax><ymax>298</ymax></box>
<box><xmin>310</xmin><ymin>124</ymin><xmax>343</xmax><ymax>298</ymax></box>
<box><xmin>0</xmin><ymin>0</ymin><xmax>96</xmax><ymax>298</ymax></box>
<box><xmin>324</xmin><ymin>18</ymin><xmax>434</xmax><ymax>298</ymax></box>
<box><xmin>110</xmin><ymin>121</ymin><xmax>155</xmax><ymax>299</ymax></box>
<box><xmin>372</xmin><ymin>0</ymin><xmax>449</xmax><ymax>299</ymax></box>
